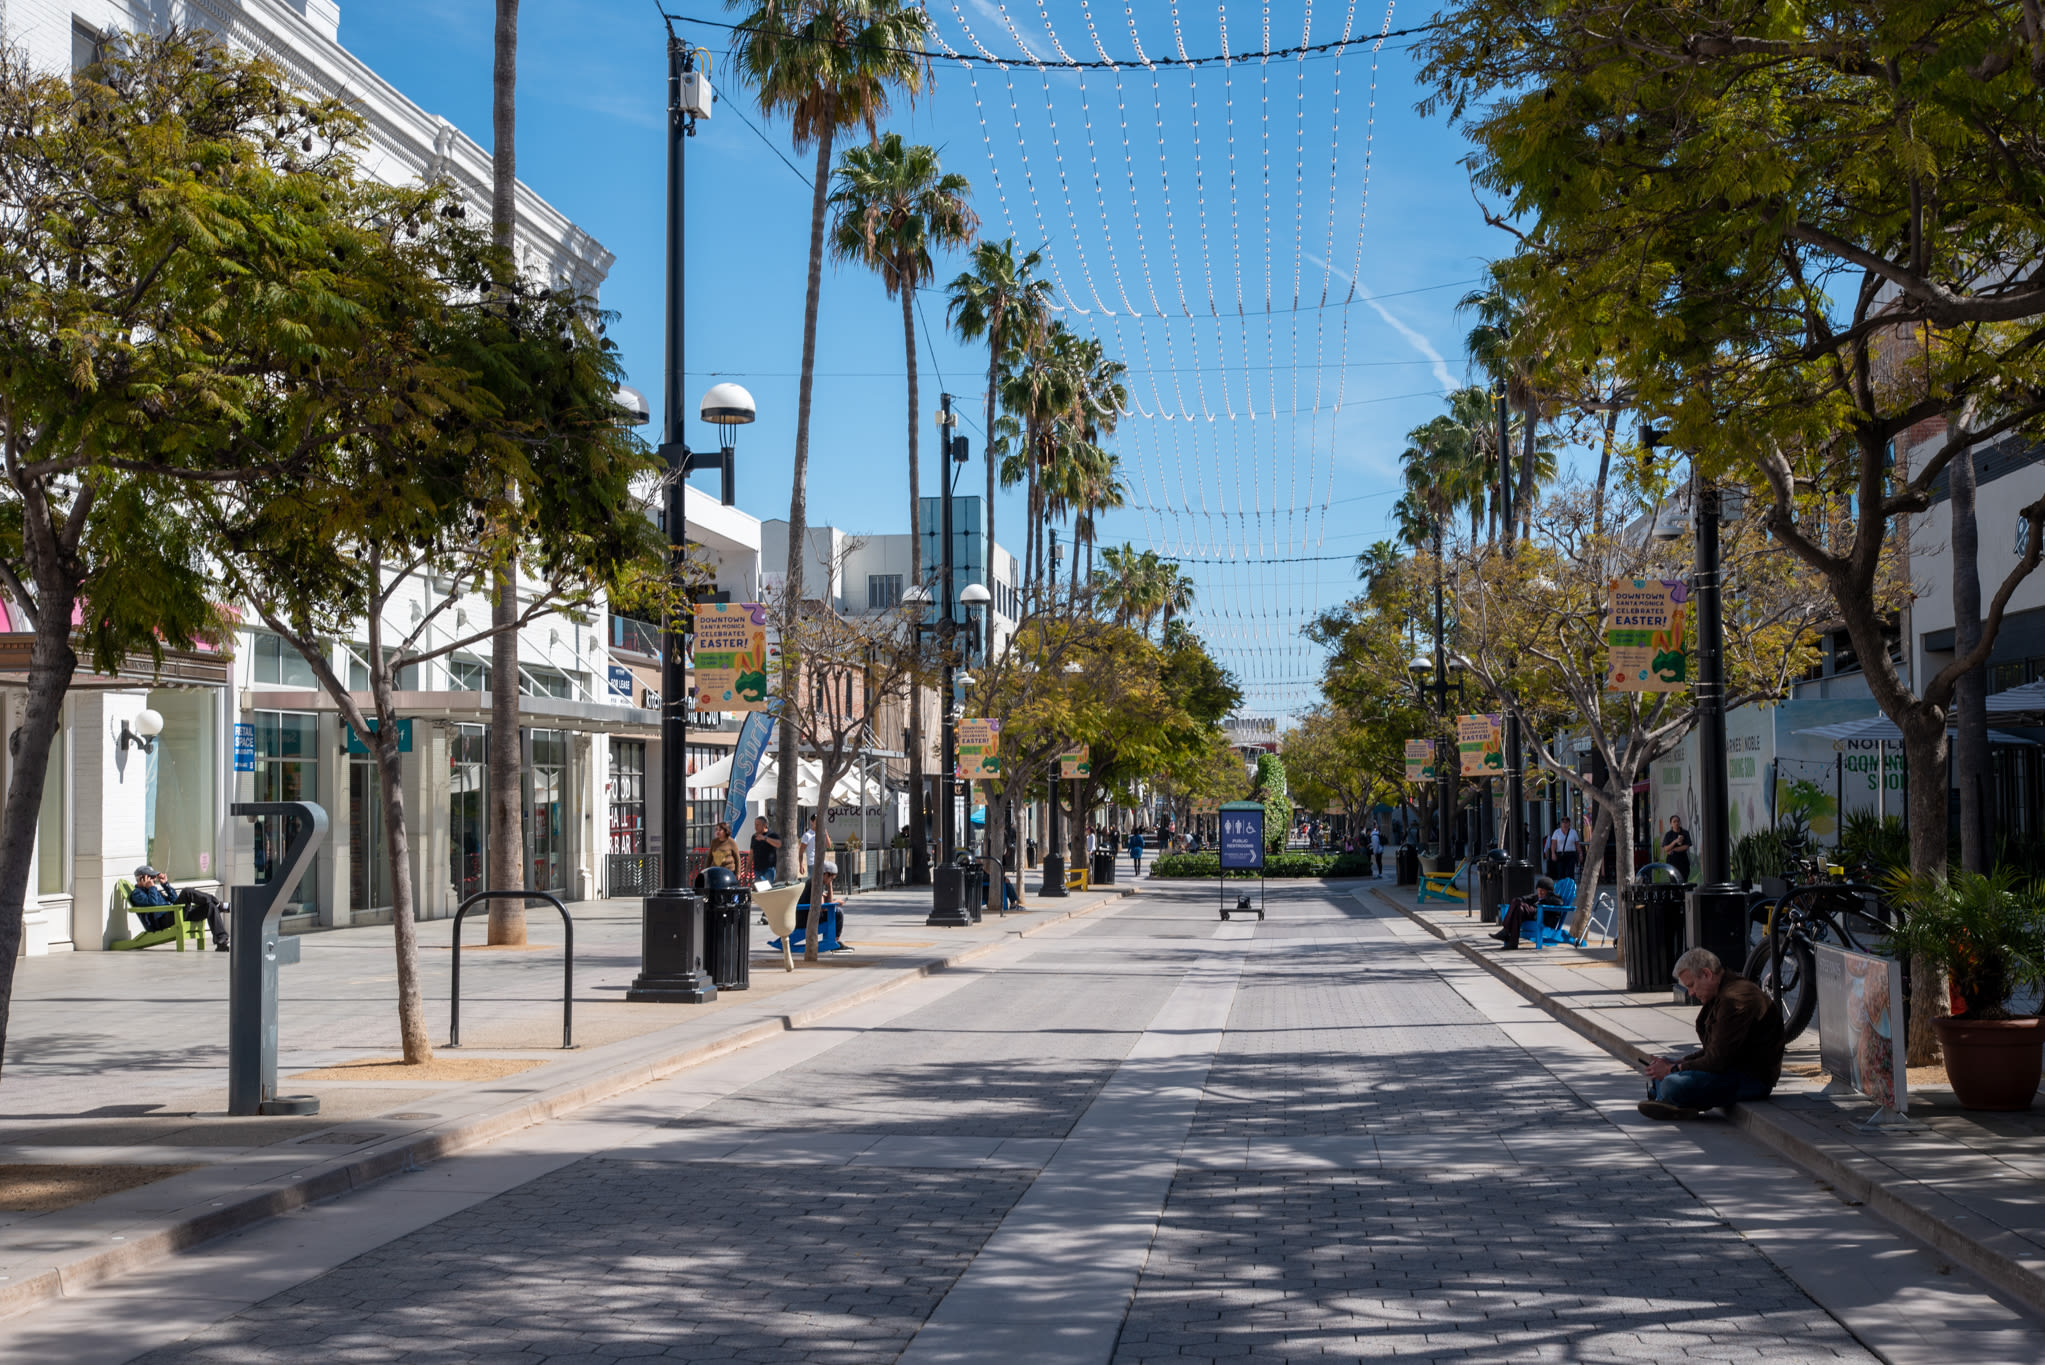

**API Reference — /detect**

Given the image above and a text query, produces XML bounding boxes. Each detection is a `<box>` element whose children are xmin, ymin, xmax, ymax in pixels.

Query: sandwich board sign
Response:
<box><xmin>1218</xmin><ymin>800</ymin><xmax>1266</xmax><ymax>921</ymax></box>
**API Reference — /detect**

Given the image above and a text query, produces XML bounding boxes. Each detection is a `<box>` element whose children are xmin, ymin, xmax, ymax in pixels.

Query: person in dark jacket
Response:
<box><xmin>1489</xmin><ymin>876</ymin><xmax>1558</xmax><ymax>949</ymax></box>
<box><xmin>1127</xmin><ymin>829</ymin><xmax>1146</xmax><ymax>876</ymax></box>
<box><xmin>129</xmin><ymin>865</ymin><xmax>229</xmax><ymax>951</ymax></box>
<box><xmin>1639</xmin><ymin>948</ymin><xmax>1785</xmax><ymax>1120</ymax></box>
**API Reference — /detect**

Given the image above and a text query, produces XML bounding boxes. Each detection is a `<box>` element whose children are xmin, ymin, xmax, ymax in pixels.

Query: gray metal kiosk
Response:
<box><xmin>227</xmin><ymin>800</ymin><xmax>327</xmax><ymax>1117</ymax></box>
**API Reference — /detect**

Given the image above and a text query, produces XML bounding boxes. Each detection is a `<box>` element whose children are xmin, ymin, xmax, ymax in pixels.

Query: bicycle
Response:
<box><xmin>1743</xmin><ymin>880</ymin><xmax>1897</xmax><ymax>1042</ymax></box>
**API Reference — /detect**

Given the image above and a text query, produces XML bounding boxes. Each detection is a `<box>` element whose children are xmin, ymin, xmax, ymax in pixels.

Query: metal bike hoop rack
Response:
<box><xmin>448</xmin><ymin>890</ymin><xmax>575</xmax><ymax>1049</ymax></box>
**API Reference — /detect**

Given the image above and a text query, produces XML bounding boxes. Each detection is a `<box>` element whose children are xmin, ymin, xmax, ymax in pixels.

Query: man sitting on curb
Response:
<box><xmin>1638</xmin><ymin>947</ymin><xmax>1784</xmax><ymax>1121</ymax></box>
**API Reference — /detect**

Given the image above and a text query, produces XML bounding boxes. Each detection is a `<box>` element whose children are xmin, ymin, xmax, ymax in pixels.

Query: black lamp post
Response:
<box><xmin>924</xmin><ymin>393</ymin><xmax>989</xmax><ymax>927</ymax></box>
<box><xmin>627</xmin><ymin>34</ymin><xmax>742</xmax><ymax>1004</ymax></box>
<box><xmin>1409</xmin><ymin>649</ymin><xmax>1464</xmax><ymax>868</ymax></box>
<box><xmin>1684</xmin><ymin>480</ymin><xmax>1746</xmax><ymax>971</ymax></box>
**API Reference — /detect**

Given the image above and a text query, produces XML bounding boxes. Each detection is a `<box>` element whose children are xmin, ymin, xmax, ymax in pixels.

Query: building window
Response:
<box><xmin>71</xmin><ymin>21</ymin><xmax>104</xmax><ymax>73</ymax></box>
<box><xmin>346</xmin><ymin>649</ymin><xmax>419</xmax><ymax>692</ymax></box>
<box><xmin>252</xmin><ymin>632</ymin><xmax>318</xmax><ymax>688</ymax></box>
<box><xmin>450</xmin><ymin>724</ymin><xmax>486</xmax><ymax>902</ymax></box>
<box><xmin>610</xmin><ymin>739</ymin><xmax>646</xmax><ymax>855</ymax></box>
<box><xmin>867</xmin><ymin>574</ymin><xmax>903</xmax><ymax>610</ymax></box>
<box><xmin>145</xmin><ymin>691</ymin><xmax>217</xmax><ymax>881</ymax></box>
<box><xmin>525</xmin><ymin>729</ymin><xmax>569</xmax><ymax>893</ymax></box>
<box><xmin>450</xmin><ymin>656</ymin><xmax>488</xmax><ymax>691</ymax></box>
<box><xmin>521</xmin><ymin>666</ymin><xmax>570</xmax><ymax>698</ymax></box>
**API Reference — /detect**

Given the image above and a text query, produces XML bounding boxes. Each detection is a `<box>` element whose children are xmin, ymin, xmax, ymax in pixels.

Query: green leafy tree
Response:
<box><xmin>1419</xmin><ymin>0</ymin><xmax>2045</xmax><ymax>1056</ymax></box>
<box><xmin>0</xmin><ymin>33</ymin><xmax>465</xmax><ymax>1071</ymax></box>
<box><xmin>204</xmin><ymin>212</ymin><xmax>660</xmax><ymax>1064</ymax></box>
<box><xmin>726</xmin><ymin>0</ymin><xmax>932</xmax><ymax>882</ymax></box>
<box><xmin>1253</xmin><ymin>753</ymin><xmax>1292</xmax><ymax>853</ymax></box>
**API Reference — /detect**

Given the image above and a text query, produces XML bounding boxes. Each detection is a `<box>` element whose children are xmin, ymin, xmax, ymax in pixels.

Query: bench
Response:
<box><xmin>108</xmin><ymin>878</ymin><xmax>208</xmax><ymax>951</ymax></box>
<box><xmin>1416</xmin><ymin>858</ymin><xmax>1470</xmax><ymax>906</ymax></box>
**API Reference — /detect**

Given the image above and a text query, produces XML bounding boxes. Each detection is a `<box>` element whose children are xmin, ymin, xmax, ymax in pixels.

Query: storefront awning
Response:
<box><xmin>0</xmin><ymin>635</ymin><xmax>231</xmax><ymax>689</ymax></box>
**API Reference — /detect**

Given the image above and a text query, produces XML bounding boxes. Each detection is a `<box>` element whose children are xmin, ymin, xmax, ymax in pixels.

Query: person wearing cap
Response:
<box><xmin>128</xmin><ymin>866</ymin><xmax>229</xmax><ymax>951</ymax></box>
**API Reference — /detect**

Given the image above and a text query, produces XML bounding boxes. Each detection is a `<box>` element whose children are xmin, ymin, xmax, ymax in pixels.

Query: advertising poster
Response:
<box><xmin>1458</xmin><ymin>714</ymin><xmax>1503</xmax><ymax>777</ymax></box>
<box><xmin>1606</xmin><ymin>578</ymin><xmax>1690</xmax><ymax>692</ymax></box>
<box><xmin>691</xmin><ymin>602</ymin><xmax>771</xmax><ymax>712</ymax></box>
<box><xmin>1059</xmin><ymin>746</ymin><xmax>1091</xmax><ymax>779</ymax></box>
<box><xmin>957</xmin><ymin>718</ymin><xmax>1002</xmax><ymax>779</ymax></box>
<box><xmin>1816</xmin><ymin>943</ymin><xmax>1907</xmax><ymax>1114</ymax></box>
<box><xmin>1404</xmin><ymin>739</ymin><xmax>1434</xmax><ymax>783</ymax></box>
<box><xmin>1218</xmin><ymin>801</ymin><xmax>1265</xmax><ymax>871</ymax></box>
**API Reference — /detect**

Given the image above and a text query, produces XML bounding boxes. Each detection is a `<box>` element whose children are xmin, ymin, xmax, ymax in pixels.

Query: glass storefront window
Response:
<box><xmin>145</xmin><ymin>690</ymin><xmax>216</xmax><ymax>880</ymax></box>
<box><xmin>253</xmin><ymin>710</ymin><xmax>320</xmax><ymax>914</ymax></box>
<box><xmin>450</xmin><ymin>724</ymin><xmax>486</xmax><ymax>902</ymax></box>
<box><xmin>525</xmin><ymin>728</ymin><xmax>568</xmax><ymax>894</ymax></box>
<box><xmin>349</xmin><ymin>756</ymin><xmax>393</xmax><ymax>913</ymax></box>
<box><xmin>610</xmin><ymin>740</ymin><xmax>645</xmax><ymax>855</ymax></box>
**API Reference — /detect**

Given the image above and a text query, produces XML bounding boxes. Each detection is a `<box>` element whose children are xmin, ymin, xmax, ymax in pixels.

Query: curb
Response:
<box><xmin>0</xmin><ymin>885</ymin><xmax>1139</xmax><ymax>1320</ymax></box>
<box><xmin>1370</xmin><ymin>885</ymin><xmax>2045</xmax><ymax>1318</ymax></box>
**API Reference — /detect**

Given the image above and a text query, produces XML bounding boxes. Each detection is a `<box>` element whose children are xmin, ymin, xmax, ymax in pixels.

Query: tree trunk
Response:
<box><xmin>985</xmin><ymin>310</ymin><xmax>1001</xmax><ymax>591</ymax></box>
<box><xmin>1903</xmin><ymin>709</ymin><xmax>1951</xmax><ymax>1064</ymax></box>
<box><xmin>1519</xmin><ymin>395</ymin><xmax>1538</xmax><ymax>540</ymax></box>
<box><xmin>904</xmin><ymin>280</ymin><xmax>927</xmax><ymax>884</ymax></box>
<box><xmin>373</xmin><ymin>727</ymin><xmax>433</xmax><ymax>1064</ymax></box>
<box><xmin>488</xmin><ymin>570</ymin><xmax>525</xmax><ymax>943</ymax></box>
<box><xmin>1951</xmin><ymin>435</ymin><xmax>1988</xmax><ymax>873</ymax></box>
<box><xmin>1592</xmin><ymin>406</ymin><xmax>1619</xmax><ymax>538</ymax></box>
<box><xmin>984</xmin><ymin>778</ymin><xmax>1011</xmax><ymax>911</ymax></box>
<box><xmin>0</xmin><ymin>594</ymin><xmax>79</xmax><ymax>1076</ymax></box>
<box><xmin>491</xmin><ymin>0</ymin><xmax>518</xmax><ymax>252</ymax></box>
<box><xmin>487</xmin><ymin>0</ymin><xmax>525</xmax><ymax>944</ymax></box>
<box><xmin>1572</xmin><ymin>801</ymin><xmax>1611</xmax><ymax>938</ymax></box>
<box><xmin>776</xmin><ymin>122</ymin><xmax>838</xmax><ymax>875</ymax></box>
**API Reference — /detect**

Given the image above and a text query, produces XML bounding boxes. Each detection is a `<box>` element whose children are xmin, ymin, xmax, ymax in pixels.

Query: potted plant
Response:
<box><xmin>1885</xmin><ymin>869</ymin><xmax>2045</xmax><ymax>1111</ymax></box>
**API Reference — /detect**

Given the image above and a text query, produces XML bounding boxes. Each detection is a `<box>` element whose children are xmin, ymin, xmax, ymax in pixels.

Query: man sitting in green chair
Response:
<box><xmin>128</xmin><ymin>866</ymin><xmax>229</xmax><ymax>952</ymax></box>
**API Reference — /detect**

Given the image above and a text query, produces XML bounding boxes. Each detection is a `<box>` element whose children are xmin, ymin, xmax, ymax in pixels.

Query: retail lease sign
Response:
<box><xmin>1606</xmin><ymin>578</ymin><xmax>1689</xmax><ymax>692</ymax></box>
<box><xmin>692</xmin><ymin>602</ymin><xmax>771</xmax><ymax>711</ymax></box>
<box><xmin>1404</xmin><ymin>739</ymin><xmax>1434</xmax><ymax>783</ymax></box>
<box><xmin>957</xmin><ymin>718</ymin><xmax>1001</xmax><ymax>779</ymax></box>
<box><xmin>1458</xmin><ymin>714</ymin><xmax>1503</xmax><ymax>777</ymax></box>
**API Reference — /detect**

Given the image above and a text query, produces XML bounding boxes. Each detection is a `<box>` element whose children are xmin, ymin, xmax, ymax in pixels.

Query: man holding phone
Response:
<box><xmin>128</xmin><ymin>865</ymin><xmax>229</xmax><ymax>952</ymax></box>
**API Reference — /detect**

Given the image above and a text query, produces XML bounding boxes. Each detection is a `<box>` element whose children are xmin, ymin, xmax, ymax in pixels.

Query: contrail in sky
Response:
<box><xmin>1303</xmin><ymin>253</ymin><xmax>1456</xmax><ymax>394</ymax></box>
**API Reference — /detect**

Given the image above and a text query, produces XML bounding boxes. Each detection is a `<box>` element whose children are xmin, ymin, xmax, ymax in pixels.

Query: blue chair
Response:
<box><xmin>1529</xmin><ymin>877</ymin><xmax>1577</xmax><ymax>949</ymax></box>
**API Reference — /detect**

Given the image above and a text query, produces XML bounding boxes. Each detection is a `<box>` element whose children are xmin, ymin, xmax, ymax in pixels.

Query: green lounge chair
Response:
<box><xmin>108</xmin><ymin>879</ymin><xmax>207</xmax><ymax>951</ymax></box>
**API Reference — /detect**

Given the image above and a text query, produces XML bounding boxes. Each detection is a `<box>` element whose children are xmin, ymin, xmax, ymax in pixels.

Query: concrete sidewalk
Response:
<box><xmin>1370</xmin><ymin>878</ymin><xmax>2045</xmax><ymax>1318</ymax></box>
<box><xmin>0</xmin><ymin>879</ymin><xmax>1136</xmax><ymax>1318</ymax></box>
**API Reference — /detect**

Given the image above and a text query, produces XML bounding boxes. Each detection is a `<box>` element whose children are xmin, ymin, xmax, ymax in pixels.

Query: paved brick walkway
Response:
<box><xmin>4</xmin><ymin>878</ymin><xmax>2037</xmax><ymax>1364</ymax></box>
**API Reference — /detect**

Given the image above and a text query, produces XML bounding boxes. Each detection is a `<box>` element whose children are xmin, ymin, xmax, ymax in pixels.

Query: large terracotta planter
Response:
<box><xmin>1935</xmin><ymin>1015</ymin><xmax>2045</xmax><ymax>1111</ymax></box>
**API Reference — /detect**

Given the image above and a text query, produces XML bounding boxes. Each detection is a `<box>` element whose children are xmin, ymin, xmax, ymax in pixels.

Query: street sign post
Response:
<box><xmin>1218</xmin><ymin>800</ymin><xmax>1266</xmax><ymax>921</ymax></box>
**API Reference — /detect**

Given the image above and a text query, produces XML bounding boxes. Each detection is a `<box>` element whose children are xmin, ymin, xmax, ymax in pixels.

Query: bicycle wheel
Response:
<box><xmin>1745</xmin><ymin>934</ymin><xmax>1818</xmax><ymax>1042</ymax></box>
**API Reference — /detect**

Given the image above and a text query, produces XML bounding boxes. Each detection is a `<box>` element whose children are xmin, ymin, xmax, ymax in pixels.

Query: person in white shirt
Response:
<box><xmin>801</xmin><ymin>816</ymin><xmax>838</xmax><ymax>902</ymax></box>
<box><xmin>1545</xmin><ymin>820</ymin><xmax>1581</xmax><ymax>884</ymax></box>
<box><xmin>1367</xmin><ymin>825</ymin><xmax>1384</xmax><ymax>878</ymax></box>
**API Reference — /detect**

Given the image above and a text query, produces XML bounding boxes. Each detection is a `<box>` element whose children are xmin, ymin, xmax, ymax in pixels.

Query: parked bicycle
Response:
<box><xmin>1743</xmin><ymin>880</ymin><xmax>1897</xmax><ymax>1042</ymax></box>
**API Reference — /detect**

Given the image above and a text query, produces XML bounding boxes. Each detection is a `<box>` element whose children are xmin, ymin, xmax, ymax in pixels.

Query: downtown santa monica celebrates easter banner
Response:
<box><xmin>1059</xmin><ymin>746</ymin><xmax>1091</xmax><ymax>779</ymax></box>
<box><xmin>1606</xmin><ymin>579</ymin><xmax>1690</xmax><ymax>692</ymax></box>
<box><xmin>1457</xmin><ymin>714</ymin><xmax>1503</xmax><ymax>777</ymax></box>
<box><xmin>692</xmin><ymin>602</ymin><xmax>771</xmax><ymax>711</ymax></box>
<box><xmin>1405</xmin><ymin>739</ymin><xmax>1434</xmax><ymax>782</ymax></box>
<box><xmin>957</xmin><ymin>718</ymin><xmax>1001</xmax><ymax>779</ymax></box>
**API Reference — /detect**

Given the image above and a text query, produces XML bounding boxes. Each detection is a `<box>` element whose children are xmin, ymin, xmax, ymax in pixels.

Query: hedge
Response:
<box><xmin>1150</xmin><ymin>851</ymin><xmax>1374</xmax><ymax>879</ymax></box>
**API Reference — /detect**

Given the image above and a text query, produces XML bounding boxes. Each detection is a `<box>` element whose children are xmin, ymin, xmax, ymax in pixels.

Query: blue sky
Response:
<box><xmin>339</xmin><ymin>1</ymin><xmax>1509</xmax><ymax>719</ymax></box>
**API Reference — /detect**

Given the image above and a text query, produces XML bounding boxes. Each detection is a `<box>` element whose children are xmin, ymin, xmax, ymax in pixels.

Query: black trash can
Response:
<box><xmin>1092</xmin><ymin>850</ymin><xmax>1117</xmax><ymax>886</ymax></box>
<box><xmin>1624</xmin><ymin>879</ymin><xmax>1689</xmax><ymax>993</ymax></box>
<box><xmin>1476</xmin><ymin>853</ymin><xmax>1509</xmax><ymax>925</ymax></box>
<box><xmin>697</xmin><ymin>867</ymin><xmax>752</xmax><ymax>992</ymax></box>
<box><xmin>1396</xmin><ymin>844</ymin><xmax>1420</xmax><ymax>886</ymax></box>
<box><xmin>959</xmin><ymin>859</ymin><xmax>986</xmax><ymax>922</ymax></box>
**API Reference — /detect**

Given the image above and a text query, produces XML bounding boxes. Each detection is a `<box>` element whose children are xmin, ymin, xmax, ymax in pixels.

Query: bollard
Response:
<box><xmin>227</xmin><ymin>801</ymin><xmax>328</xmax><ymax>1117</ymax></box>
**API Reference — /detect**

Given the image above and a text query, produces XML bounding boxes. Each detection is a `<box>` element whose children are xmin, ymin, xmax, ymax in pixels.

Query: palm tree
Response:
<box><xmin>1459</xmin><ymin>266</ymin><xmax>1552</xmax><ymax>538</ymax></box>
<box><xmin>947</xmin><ymin>239</ymin><xmax>1052</xmax><ymax>577</ymax></box>
<box><xmin>998</xmin><ymin>320</ymin><xmax>1085</xmax><ymax>602</ymax></box>
<box><xmin>827</xmin><ymin>134</ymin><xmax>973</xmax><ymax>880</ymax></box>
<box><xmin>727</xmin><ymin>0</ymin><xmax>930</xmax><ymax>865</ymax></box>
<box><xmin>486</xmin><ymin>0</ymin><xmax>526</xmax><ymax>961</ymax></box>
<box><xmin>1154</xmin><ymin>560</ymin><xmax>1195</xmax><ymax>635</ymax></box>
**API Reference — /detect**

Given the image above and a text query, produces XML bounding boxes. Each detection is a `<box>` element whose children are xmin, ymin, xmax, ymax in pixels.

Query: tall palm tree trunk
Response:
<box><xmin>487</xmin><ymin>0</ymin><xmax>526</xmax><ymax>943</ymax></box>
<box><xmin>775</xmin><ymin>122</ymin><xmax>838</xmax><ymax>868</ymax></box>
<box><xmin>984</xmin><ymin>310</ymin><xmax>1002</xmax><ymax>589</ymax></box>
<box><xmin>903</xmin><ymin>282</ymin><xmax>928</xmax><ymax>878</ymax></box>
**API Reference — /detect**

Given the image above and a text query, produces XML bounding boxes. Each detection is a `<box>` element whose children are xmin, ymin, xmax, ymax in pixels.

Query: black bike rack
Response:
<box><xmin>448</xmin><ymin>890</ymin><xmax>575</xmax><ymax>1049</ymax></box>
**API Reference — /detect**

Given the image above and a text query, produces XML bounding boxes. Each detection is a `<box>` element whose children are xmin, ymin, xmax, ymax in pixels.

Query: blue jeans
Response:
<box><xmin>1651</xmin><ymin>1068</ymin><xmax>1772</xmax><ymax>1109</ymax></box>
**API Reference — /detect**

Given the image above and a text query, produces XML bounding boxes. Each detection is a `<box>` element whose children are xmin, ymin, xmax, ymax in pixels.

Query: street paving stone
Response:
<box><xmin>88</xmin><ymin>878</ymin><xmax>2030</xmax><ymax>1362</ymax></box>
